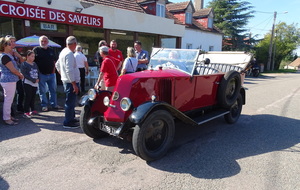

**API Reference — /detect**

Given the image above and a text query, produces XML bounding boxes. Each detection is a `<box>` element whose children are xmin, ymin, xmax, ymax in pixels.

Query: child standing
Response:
<box><xmin>21</xmin><ymin>50</ymin><xmax>39</xmax><ymax>118</ymax></box>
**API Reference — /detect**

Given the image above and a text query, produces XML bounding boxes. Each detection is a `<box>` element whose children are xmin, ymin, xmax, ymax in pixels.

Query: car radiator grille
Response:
<box><xmin>158</xmin><ymin>79</ymin><xmax>172</xmax><ymax>104</ymax></box>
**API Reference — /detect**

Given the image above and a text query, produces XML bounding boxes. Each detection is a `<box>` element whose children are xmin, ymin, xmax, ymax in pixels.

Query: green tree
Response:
<box><xmin>255</xmin><ymin>22</ymin><xmax>300</xmax><ymax>70</ymax></box>
<box><xmin>207</xmin><ymin>0</ymin><xmax>254</xmax><ymax>50</ymax></box>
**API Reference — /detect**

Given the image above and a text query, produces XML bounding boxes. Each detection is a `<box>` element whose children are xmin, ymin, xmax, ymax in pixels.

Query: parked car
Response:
<box><xmin>79</xmin><ymin>48</ymin><xmax>253</xmax><ymax>161</ymax></box>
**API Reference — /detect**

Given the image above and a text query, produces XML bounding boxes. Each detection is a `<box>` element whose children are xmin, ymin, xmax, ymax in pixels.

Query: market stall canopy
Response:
<box><xmin>15</xmin><ymin>35</ymin><xmax>61</xmax><ymax>48</ymax></box>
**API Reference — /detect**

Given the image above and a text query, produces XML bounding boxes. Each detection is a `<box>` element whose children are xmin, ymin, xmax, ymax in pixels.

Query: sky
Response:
<box><xmin>170</xmin><ymin>0</ymin><xmax>299</xmax><ymax>40</ymax></box>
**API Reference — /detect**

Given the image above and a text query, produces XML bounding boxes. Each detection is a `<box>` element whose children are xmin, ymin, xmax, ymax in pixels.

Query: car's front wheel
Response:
<box><xmin>132</xmin><ymin>110</ymin><xmax>175</xmax><ymax>161</ymax></box>
<box><xmin>80</xmin><ymin>105</ymin><xmax>108</xmax><ymax>138</ymax></box>
<box><xmin>224</xmin><ymin>93</ymin><xmax>243</xmax><ymax>124</ymax></box>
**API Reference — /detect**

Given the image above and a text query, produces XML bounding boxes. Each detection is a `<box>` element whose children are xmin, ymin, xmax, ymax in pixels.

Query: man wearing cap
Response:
<box><xmin>93</xmin><ymin>40</ymin><xmax>107</xmax><ymax>68</ymax></box>
<box><xmin>94</xmin><ymin>46</ymin><xmax>118</xmax><ymax>92</ymax></box>
<box><xmin>55</xmin><ymin>36</ymin><xmax>80</xmax><ymax>129</ymax></box>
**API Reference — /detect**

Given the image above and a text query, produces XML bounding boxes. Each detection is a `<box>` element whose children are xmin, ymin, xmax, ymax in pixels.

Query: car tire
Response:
<box><xmin>218</xmin><ymin>70</ymin><xmax>241</xmax><ymax>108</ymax></box>
<box><xmin>80</xmin><ymin>105</ymin><xmax>108</xmax><ymax>138</ymax></box>
<box><xmin>224</xmin><ymin>93</ymin><xmax>243</xmax><ymax>124</ymax></box>
<box><xmin>132</xmin><ymin>110</ymin><xmax>175</xmax><ymax>161</ymax></box>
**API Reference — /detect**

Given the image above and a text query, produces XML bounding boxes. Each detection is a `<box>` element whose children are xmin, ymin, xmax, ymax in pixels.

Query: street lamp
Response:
<box><xmin>267</xmin><ymin>11</ymin><xmax>288</xmax><ymax>71</ymax></box>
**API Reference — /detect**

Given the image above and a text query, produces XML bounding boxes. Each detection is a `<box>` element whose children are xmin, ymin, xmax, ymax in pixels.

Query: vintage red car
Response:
<box><xmin>79</xmin><ymin>48</ymin><xmax>253</xmax><ymax>161</ymax></box>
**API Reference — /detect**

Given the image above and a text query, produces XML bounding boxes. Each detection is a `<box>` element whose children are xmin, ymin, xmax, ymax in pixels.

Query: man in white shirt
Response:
<box><xmin>55</xmin><ymin>36</ymin><xmax>80</xmax><ymax>129</ymax></box>
<box><xmin>74</xmin><ymin>45</ymin><xmax>89</xmax><ymax>93</ymax></box>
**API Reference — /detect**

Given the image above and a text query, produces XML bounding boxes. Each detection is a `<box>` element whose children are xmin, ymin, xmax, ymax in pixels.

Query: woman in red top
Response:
<box><xmin>94</xmin><ymin>46</ymin><xmax>118</xmax><ymax>92</ymax></box>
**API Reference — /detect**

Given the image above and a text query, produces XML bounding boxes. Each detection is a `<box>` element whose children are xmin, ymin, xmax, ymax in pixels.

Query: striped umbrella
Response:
<box><xmin>15</xmin><ymin>35</ymin><xmax>61</xmax><ymax>48</ymax></box>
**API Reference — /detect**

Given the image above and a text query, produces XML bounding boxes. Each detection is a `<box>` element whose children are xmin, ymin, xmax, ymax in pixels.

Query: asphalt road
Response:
<box><xmin>1</xmin><ymin>72</ymin><xmax>300</xmax><ymax>190</ymax></box>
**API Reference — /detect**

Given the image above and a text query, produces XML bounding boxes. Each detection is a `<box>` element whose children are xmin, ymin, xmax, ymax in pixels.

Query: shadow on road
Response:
<box><xmin>147</xmin><ymin>114</ymin><xmax>300</xmax><ymax>179</ymax></box>
<box><xmin>0</xmin><ymin>109</ymin><xmax>83</xmax><ymax>142</ymax></box>
<box><xmin>0</xmin><ymin>176</ymin><xmax>9</xmax><ymax>190</ymax></box>
<box><xmin>244</xmin><ymin>74</ymin><xmax>276</xmax><ymax>84</ymax></box>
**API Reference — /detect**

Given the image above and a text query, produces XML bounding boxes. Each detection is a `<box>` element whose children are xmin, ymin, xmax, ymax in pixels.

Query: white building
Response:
<box><xmin>165</xmin><ymin>1</ymin><xmax>223</xmax><ymax>51</ymax></box>
<box><xmin>0</xmin><ymin>0</ymin><xmax>185</xmax><ymax>61</ymax></box>
<box><xmin>0</xmin><ymin>0</ymin><xmax>222</xmax><ymax>61</ymax></box>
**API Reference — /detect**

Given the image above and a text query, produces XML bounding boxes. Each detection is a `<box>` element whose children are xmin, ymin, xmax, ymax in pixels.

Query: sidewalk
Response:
<box><xmin>0</xmin><ymin>84</ymin><xmax>89</xmax><ymax>125</ymax></box>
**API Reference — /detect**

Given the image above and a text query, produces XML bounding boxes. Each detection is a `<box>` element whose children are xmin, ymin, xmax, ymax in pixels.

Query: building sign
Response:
<box><xmin>0</xmin><ymin>1</ymin><xmax>103</xmax><ymax>28</ymax></box>
<box><xmin>40</xmin><ymin>22</ymin><xmax>57</xmax><ymax>31</ymax></box>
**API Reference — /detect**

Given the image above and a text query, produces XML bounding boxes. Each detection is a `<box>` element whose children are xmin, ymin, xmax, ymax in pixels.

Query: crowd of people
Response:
<box><xmin>0</xmin><ymin>34</ymin><xmax>149</xmax><ymax>128</ymax></box>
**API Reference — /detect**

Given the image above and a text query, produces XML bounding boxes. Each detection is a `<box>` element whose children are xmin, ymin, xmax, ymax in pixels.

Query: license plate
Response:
<box><xmin>100</xmin><ymin>124</ymin><xmax>116</xmax><ymax>135</ymax></box>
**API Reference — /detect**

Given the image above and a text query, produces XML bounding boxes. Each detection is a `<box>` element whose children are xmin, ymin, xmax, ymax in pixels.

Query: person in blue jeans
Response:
<box><xmin>33</xmin><ymin>35</ymin><xmax>62</xmax><ymax>112</ymax></box>
<box><xmin>55</xmin><ymin>36</ymin><xmax>80</xmax><ymax>129</ymax></box>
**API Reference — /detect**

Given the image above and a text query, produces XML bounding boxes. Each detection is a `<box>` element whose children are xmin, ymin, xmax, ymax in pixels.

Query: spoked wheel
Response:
<box><xmin>218</xmin><ymin>70</ymin><xmax>241</xmax><ymax>108</ymax></box>
<box><xmin>80</xmin><ymin>105</ymin><xmax>108</xmax><ymax>138</ymax></box>
<box><xmin>132</xmin><ymin>110</ymin><xmax>175</xmax><ymax>161</ymax></box>
<box><xmin>224</xmin><ymin>93</ymin><xmax>243</xmax><ymax>124</ymax></box>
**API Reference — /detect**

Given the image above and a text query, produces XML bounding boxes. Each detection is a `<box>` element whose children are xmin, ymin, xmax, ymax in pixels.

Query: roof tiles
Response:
<box><xmin>193</xmin><ymin>8</ymin><xmax>212</xmax><ymax>18</ymax></box>
<box><xmin>80</xmin><ymin>0</ymin><xmax>222</xmax><ymax>34</ymax></box>
<box><xmin>166</xmin><ymin>1</ymin><xmax>190</xmax><ymax>12</ymax></box>
<box><xmin>81</xmin><ymin>0</ymin><xmax>145</xmax><ymax>13</ymax></box>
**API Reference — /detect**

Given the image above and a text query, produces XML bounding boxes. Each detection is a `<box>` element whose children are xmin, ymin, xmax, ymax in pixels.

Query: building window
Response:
<box><xmin>209</xmin><ymin>46</ymin><xmax>214</xmax><ymax>51</ymax></box>
<box><xmin>73</xmin><ymin>25</ymin><xmax>104</xmax><ymax>66</ymax></box>
<box><xmin>208</xmin><ymin>17</ymin><xmax>213</xmax><ymax>28</ymax></box>
<box><xmin>156</xmin><ymin>3</ymin><xmax>165</xmax><ymax>17</ymax></box>
<box><xmin>186</xmin><ymin>43</ymin><xmax>192</xmax><ymax>49</ymax></box>
<box><xmin>138</xmin><ymin>33</ymin><xmax>157</xmax><ymax>54</ymax></box>
<box><xmin>161</xmin><ymin>36</ymin><xmax>176</xmax><ymax>48</ymax></box>
<box><xmin>185</xmin><ymin>12</ymin><xmax>192</xmax><ymax>24</ymax></box>
<box><xmin>0</xmin><ymin>18</ymin><xmax>22</xmax><ymax>39</ymax></box>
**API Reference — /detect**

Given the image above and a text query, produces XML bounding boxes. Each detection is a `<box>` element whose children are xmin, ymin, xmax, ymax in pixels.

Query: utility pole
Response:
<box><xmin>271</xmin><ymin>38</ymin><xmax>276</xmax><ymax>70</ymax></box>
<box><xmin>267</xmin><ymin>11</ymin><xmax>277</xmax><ymax>71</ymax></box>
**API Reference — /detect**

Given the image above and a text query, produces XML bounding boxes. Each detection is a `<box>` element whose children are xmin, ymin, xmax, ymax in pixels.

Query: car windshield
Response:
<box><xmin>148</xmin><ymin>48</ymin><xmax>200</xmax><ymax>75</ymax></box>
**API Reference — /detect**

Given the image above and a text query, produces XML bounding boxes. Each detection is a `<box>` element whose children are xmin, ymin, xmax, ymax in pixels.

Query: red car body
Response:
<box><xmin>103</xmin><ymin>69</ymin><xmax>223</xmax><ymax>122</ymax></box>
<box><xmin>80</xmin><ymin>48</ymin><xmax>253</xmax><ymax>161</ymax></box>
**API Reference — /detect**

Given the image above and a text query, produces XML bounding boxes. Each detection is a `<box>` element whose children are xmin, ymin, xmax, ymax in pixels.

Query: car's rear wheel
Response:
<box><xmin>224</xmin><ymin>93</ymin><xmax>243</xmax><ymax>124</ymax></box>
<box><xmin>132</xmin><ymin>110</ymin><xmax>175</xmax><ymax>161</ymax></box>
<box><xmin>218</xmin><ymin>70</ymin><xmax>241</xmax><ymax>108</ymax></box>
<box><xmin>80</xmin><ymin>105</ymin><xmax>108</xmax><ymax>138</ymax></box>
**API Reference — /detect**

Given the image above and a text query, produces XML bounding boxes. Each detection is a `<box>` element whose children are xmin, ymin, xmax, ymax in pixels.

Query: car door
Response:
<box><xmin>193</xmin><ymin>74</ymin><xmax>223</xmax><ymax>109</ymax></box>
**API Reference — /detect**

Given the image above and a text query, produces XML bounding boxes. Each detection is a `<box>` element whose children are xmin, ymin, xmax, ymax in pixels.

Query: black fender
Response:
<box><xmin>82</xmin><ymin>97</ymin><xmax>95</xmax><ymax>107</ymax></box>
<box><xmin>78</xmin><ymin>94</ymin><xmax>91</xmax><ymax>107</ymax></box>
<box><xmin>240</xmin><ymin>87</ymin><xmax>246</xmax><ymax>105</ymax></box>
<box><xmin>80</xmin><ymin>90</ymin><xmax>112</xmax><ymax>126</ymax></box>
<box><xmin>129</xmin><ymin>101</ymin><xmax>198</xmax><ymax>126</ymax></box>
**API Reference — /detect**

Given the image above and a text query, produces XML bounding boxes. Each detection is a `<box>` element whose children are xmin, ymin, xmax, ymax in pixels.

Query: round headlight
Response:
<box><xmin>88</xmin><ymin>89</ymin><xmax>97</xmax><ymax>101</ymax></box>
<box><xmin>103</xmin><ymin>96</ymin><xmax>110</xmax><ymax>106</ymax></box>
<box><xmin>120</xmin><ymin>97</ymin><xmax>132</xmax><ymax>111</ymax></box>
